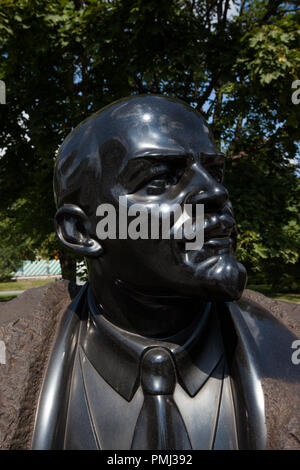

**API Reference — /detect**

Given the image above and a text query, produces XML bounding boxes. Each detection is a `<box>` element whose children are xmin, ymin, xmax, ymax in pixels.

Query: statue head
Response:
<box><xmin>54</xmin><ymin>95</ymin><xmax>246</xmax><ymax>312</ymax></box>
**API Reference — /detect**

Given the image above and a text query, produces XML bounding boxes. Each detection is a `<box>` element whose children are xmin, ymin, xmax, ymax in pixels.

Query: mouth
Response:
<box><xmin>204</xmin><ymin>235</ymin><xmax>232</xmax><ymax>250</ymax></box>
<box><xmin>173</xmin><ymin>216</ymin><xmax>235</xmax><ymax>260</ymax></box>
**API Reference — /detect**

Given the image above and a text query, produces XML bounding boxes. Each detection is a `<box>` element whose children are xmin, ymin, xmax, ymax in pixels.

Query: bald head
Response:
<box><xmin>54</xmin><ymin>95</ymin><xmax>218</xmax><ymax>213</ymax></box>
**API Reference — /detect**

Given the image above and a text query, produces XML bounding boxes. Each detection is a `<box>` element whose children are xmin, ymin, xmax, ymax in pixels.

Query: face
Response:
<box><xmin>86</xmin><ymin>96</ymin><xmax>247</xmax><ymax>301</ymax></box>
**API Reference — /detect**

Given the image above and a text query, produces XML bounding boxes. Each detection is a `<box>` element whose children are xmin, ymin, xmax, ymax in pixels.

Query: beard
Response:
<box><xmin>191</xmin><ymin>252</ymin><xmax>247</xmax><ymax>301</ymax></box>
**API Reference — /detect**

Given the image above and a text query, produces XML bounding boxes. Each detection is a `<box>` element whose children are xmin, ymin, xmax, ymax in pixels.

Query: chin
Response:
<box><xmin>180</xmin><ymin>252</ymin><xmax>247</xmax><ymax>301</ymax></box>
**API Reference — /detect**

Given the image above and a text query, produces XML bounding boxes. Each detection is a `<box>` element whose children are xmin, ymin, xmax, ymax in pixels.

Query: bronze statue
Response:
<box><xmin>1</xmin><ymin>95</ymin><xmax>298</xmax><ymax>450</ymax></box>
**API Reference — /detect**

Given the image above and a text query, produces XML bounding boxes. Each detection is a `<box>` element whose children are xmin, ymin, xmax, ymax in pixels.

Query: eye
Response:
<box><xmin>133</xmin><ymin>162</ymin><xmax>185</xmax><ymax>196</ymax></box>
<box><xmin>146</xmin><ymin>174</ymin><xmax>174</xmax><ymax>195</ymax></box>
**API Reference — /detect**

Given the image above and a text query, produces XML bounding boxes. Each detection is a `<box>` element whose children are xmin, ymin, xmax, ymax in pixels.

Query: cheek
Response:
<box><xmin>107</xmin><ymin>238</ymin><xmax>175</xmax><ymax>268</ymax></box>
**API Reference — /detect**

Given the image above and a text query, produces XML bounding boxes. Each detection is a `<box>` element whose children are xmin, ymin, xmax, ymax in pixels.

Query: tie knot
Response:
<box><xmin>140</xmin><ymin>347</ymin><xmax>176</xmax><ymax>395</ymax></box>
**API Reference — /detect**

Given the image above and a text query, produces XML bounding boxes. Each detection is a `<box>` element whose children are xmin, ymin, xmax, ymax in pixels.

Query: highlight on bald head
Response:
<box><xmin>53</xmin><ymin>95</ymin><xmax>217</xmax><ymax>214</ymax></box>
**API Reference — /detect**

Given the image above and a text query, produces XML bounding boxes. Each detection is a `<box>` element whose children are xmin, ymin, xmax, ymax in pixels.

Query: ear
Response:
<box><xmin>55</xmin><ymin>204</ymin><xmax>103</xmax><ymax>257</ymax></box>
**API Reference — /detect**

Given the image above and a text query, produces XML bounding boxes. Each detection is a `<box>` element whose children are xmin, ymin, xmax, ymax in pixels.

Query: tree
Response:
<box><xmin>0</xmin><ymin>0</ymin><xmax>299</xmax><ymax>286</ymax></box>
<box><xmin>0</xmin><ymin>202</ymin><xmax>35</xmax><ymax>281</ymax></box>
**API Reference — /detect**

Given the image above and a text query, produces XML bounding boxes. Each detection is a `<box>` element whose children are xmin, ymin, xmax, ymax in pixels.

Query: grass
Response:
<box><xmin>0</xmin><ymin>278</ymin><xmax>58</xmax><ymax>292</ymax></box>
<box><xmin>270</xmin><ymin>293</ymin><xmax>300</xmax><ymax>304</ymax></box>
<box><xmin>247</xmin><ymin>284</ymin><xmax>300</xmax><ymax>304</ymax></box>
<box><xmin>0</xmin><ymin>294</ymin><xmax>18</xmax><ymax>302</ymax></box>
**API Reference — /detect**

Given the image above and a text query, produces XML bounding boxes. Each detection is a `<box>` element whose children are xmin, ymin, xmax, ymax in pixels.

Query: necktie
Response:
<box><xmin>131</xmin><ymin>347</ymin><xmax>192</xmax><ymax>450</ymax></box>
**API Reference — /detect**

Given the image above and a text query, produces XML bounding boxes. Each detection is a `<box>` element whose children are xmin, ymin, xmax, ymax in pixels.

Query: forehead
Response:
<box><xmin>112</xmin><ymin>98</ymin><xmax>219</xmax><ymax>165</ymax></box>
<box><xmin>63</xmin><ymin>96</ymin><xmax>221</xmax><ymax>189</ymax></box>
<box><xmin>55</xmin><ymin>97</ymin><xmax>222</xmax><ymax>208</ymax></box>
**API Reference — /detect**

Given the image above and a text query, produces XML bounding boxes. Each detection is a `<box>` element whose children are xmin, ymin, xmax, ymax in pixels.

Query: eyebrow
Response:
<box><xmin>118</xmin><ymin>151</ymin><xmax>226</xmax><ymax>192</ymax></box>
<box><xmin>118</xmin><ymin>153</ymin><xmax>187</xmax><ymax>192</ymax></box>
<box><xmin>133</xmin><ymin>149</ymin><xmax>187</xmax><ymax>159</ymax></box>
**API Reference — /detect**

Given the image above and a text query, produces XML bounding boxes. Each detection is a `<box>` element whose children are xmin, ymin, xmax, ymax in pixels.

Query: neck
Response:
<box><xmin>88</xmin><ymin>272</ymin><xmax>207</xmax><ymax>338</ymax></box>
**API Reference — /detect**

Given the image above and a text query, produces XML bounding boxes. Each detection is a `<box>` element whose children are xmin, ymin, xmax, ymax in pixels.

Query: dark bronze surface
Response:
<box><xmin>31</xmin><ymin>285</ymin><xmax>268</xmax><ymax>449</ymax></box>
<box><xmin>30</xmin><ymin>95</ymin><xmax>298</xmax><ymax>450</ymax></box>
<box><xmin>54</xmin><ymin>95</ymin><xmax>246</xmax><ymax>338</ymax></box>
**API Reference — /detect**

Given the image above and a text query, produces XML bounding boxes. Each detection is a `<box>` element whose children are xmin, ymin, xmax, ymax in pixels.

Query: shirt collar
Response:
<box><xmin>80</xmin><ymin>287</ymin><xmax>224</xmax><ymax>401</ymax></box>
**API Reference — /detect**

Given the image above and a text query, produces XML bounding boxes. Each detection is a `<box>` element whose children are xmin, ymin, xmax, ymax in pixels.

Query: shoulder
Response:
<box><xmin>0</xmin><ymin>280</ymin><xmax>78</xmax><ymax>449</ymax></box>
<box><xmin>238</xmin><ymin>289</ymin><xmax>300</xmax><ymax>337</ymax></box>
<box><xmin>232</xmin><ymin>290</ymin><xmax>300</xmax><ymax>450</ymax></box>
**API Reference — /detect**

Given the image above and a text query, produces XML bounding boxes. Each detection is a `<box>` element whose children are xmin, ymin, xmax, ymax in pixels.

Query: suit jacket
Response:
<box><xmin>0</xmin><ymin>281</ymin><xmax>299</xmax><ymax>449</ymax></box>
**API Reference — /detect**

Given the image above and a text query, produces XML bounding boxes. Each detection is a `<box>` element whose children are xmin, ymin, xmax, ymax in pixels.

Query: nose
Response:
<box><xmin>185</xmin><ymin>178</ymin><xmax>229</xmax><ymax>213</ymax></box>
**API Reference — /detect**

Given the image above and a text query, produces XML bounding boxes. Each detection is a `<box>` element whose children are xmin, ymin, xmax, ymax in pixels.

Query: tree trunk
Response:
<box><xmin>59</xmin><ymin>249</ymin><xmax>77</xmax><ymax>283</ymax></box>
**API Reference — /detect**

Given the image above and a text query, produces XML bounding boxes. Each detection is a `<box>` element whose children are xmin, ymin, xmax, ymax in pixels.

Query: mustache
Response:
<box><xmin>203</xmin><ymin>204</ymin><xmax>237</xmax><ymax>250</ymax></box>
<box><xmin>204</xmin><ymin>213</ymin><xmax>235</xmax><ymax>239</ymax></box>
<box><xmin>172</xmin><ymin>203</ymin><xmax>238</xmax><ymax>252</ymax></box>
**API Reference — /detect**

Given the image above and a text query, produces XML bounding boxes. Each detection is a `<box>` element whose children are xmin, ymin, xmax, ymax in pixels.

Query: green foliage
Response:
<box><xmin>0</xmin><ymin>0</ymin><xmax>299</xmax><ymax>287</ymax></box>
<box><xmin>227</xmin><ymin>158</ymin><xmax>300</xmax><ymax>288</ymax></box>
<box><xmin>0</xmin><ymin>204</ymin><xmax>35</xmax><ymax>280</ymax></box>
